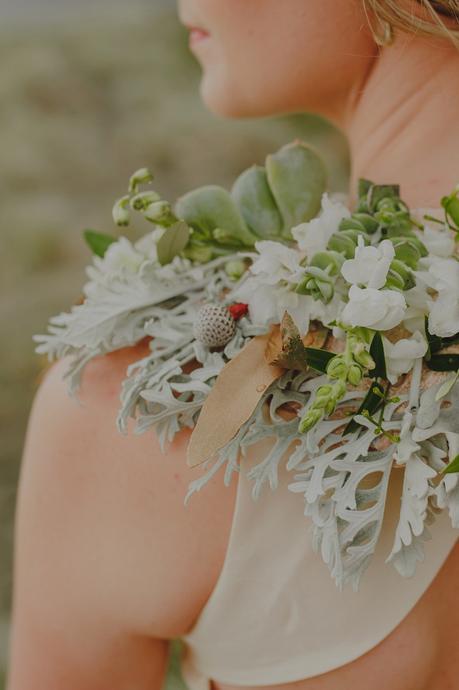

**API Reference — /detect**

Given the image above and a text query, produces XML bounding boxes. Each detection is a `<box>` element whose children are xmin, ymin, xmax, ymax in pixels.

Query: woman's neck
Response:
<box><xmin>343</xmin><ymin>32</ymin><xmax>459</xmax><ymax>208</ymax></box>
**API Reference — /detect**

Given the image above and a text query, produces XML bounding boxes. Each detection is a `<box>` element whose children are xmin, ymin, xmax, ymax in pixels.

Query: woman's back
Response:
<box><xmin>8</xmin><ymin>340</ymin><xmax>459</xmax><ymax>690</ymax></box>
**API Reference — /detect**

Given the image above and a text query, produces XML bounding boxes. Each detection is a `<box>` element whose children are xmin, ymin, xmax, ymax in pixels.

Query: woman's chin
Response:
<box><xmin>199</xmin><ymin>73</ymin><xmax>272</xmax><ymax>120</ymax></box>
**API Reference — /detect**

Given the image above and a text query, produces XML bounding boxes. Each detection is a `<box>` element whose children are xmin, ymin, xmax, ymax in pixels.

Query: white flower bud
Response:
<box><xmin>128</xmin><ymin>168</ymin><xmax>153</xmax><ymax>194</ymax></box>
<box><xmin>112</xmin><ymin>195</ymin><xmax>130</xmax><ymax>227</ymax></box>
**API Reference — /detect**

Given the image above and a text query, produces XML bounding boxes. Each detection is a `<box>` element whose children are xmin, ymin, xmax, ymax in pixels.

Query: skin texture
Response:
<box><xmin>178</xmin><ymin>0</ymin><xmax>459</xmax><ymax>207</ymax></box>
<box><xmin>8</xmin><ymin>2</ymin><xmax>459</xmax><ymax>689</ymax></box>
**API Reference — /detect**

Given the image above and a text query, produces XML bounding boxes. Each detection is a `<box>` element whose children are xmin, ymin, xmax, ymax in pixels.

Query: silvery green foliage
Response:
<box><xmin>385</xmin><ymin>381</ymin><xmax>459</xmax><ymax>576</ymax></box>
<box><xmin>182</xmin><ymin>366</ymin><xmax>403</xmax><ymax>589</ymax></box>
<box><xmin>33</xmin><ymin>248</ymin><xmax>242</xmax><ymax>397</ymax></box>
<box><xmin>289</xmin><ymin>394</ymin><xmax>406</xmax><ymax>591</ymax></box>
<box><xmin>183</xmin><ymin>369</ymin><xmax>314</xmax><ymax>503</ymax></box>
<box><xmin>385</xmin><ymin>454</ymin><xmax>437</xmax><ymax>577</ymax></box>
<box><xmin>115</xmin><ymin>270</ymin><xmax>269</xmax><ymax>452</ymax></box>
<box><xmin>183</xmin><ymin>364</ymin><xmax>459</xmax><ymax>590</ymax></box>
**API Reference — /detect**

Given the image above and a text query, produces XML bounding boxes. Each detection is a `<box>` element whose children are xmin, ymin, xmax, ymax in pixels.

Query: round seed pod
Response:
<box><xmin>193</xmin><ymin>303</ymin><xmax>236</xmax><ymax>348</ymax></box>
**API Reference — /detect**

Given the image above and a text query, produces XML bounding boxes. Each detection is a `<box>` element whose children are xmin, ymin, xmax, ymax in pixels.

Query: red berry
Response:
<box><xmin>228</xmin><ymin>302</ymin><xmax>249</xmax><ymax>320</ymax></box>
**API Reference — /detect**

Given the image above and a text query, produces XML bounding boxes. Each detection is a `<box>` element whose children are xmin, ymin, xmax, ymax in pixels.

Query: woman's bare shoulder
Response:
<box><xmin>15</xmin><ymin>342</ymin><xmax>238</xmax><ymax>639</ymax></box>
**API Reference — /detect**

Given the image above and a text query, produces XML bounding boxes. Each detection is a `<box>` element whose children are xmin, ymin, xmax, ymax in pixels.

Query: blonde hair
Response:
<box><xmin>363</xmin><ymin>0</ymin><xmax>459</xmax><ymax>47</ymax></box>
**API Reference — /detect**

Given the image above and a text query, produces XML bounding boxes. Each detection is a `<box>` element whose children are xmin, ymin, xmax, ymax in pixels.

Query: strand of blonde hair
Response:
<box><xmin>363</xmin><ymin>0</ymin><xmax>459</xmax><ymax>48</ymax></box>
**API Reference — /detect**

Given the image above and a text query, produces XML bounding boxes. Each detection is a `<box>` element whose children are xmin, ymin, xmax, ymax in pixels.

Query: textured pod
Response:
<box><xmin>193</xmin><ymin>303</ymin><xmax>236</xmax><ymax>348</ymax></box>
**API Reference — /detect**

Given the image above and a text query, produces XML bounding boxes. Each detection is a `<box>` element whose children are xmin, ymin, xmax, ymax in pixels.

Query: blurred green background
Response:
<box><xmin>0</xmin><ymin>1</ymin><xmax>349</xmax><ymax>687</ymax></box>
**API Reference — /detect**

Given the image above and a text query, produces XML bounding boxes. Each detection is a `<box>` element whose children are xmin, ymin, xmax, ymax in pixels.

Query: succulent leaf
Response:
<box><xmin>265</xmin><ymin>141</ymin><xmax>327</xmax><ymax>240</ymax></box>
<box><xmin>175</xmin><ymin>185</ymin><xmax>258</xmax><ymax>247</ymax></box>
<box><xmin>231</xmin><ymin>165</ymin><xmax>283</xmax><ymax>239</ymax></box>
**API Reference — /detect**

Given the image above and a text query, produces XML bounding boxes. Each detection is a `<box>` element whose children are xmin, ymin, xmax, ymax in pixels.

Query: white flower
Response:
<box><xmin>134</xmin><ymin>227</ymin><xmax>165</xmax><ymax>261</ymax></box>
<box><xmin>427</xmin><ymin>257</ymin><xmax>459</xmax><ymax>292</ymax></box>
<box><xmin>291</xmin><ymin>193</ymin><xmax>350</xmax><ymax>257</ymax></box>
<box><xmin>341</xmin><ymin>285</ymin><xmax>407</xmax><ymax>331</ymax></box>
<box><xmin>429</xmin><ymin>292</ymin><xmax>459</xmax><ymax>338</ymax></box>
<box><xmin>341</xmin><ymin>237</ymin><xmax>395</xmax><ymax>289</ymax></box>
<box><xmin>411</xmin><ymin>208</ymin><xmax>455</xmax><ymax>258</ymax></box>
<box><xmin>250</xmin><ymin>240</ymin><xmax>303</xmax><ymax>285</ymax></box>
<box><xmin>99</xmin><ymin>236</ymin><xmax>145</xmax><ymax>275</ymax></box>
<box><xmin>233</xmin><ymin>278</ymin><xmax>313</xmax><ymax>334</ymax></box>
<box><xmin>424</xmin><ymin>258</ymin><xmax>459</xmax><ymax>337</ymax></box>
<box><xmin>382</xmin><ymin>331</ymin><xmax>428</xmax><ymax>384</ymax></box>
<box><xmin>421</xmin><ymin>226</ymin><xmax>455</xmax><ymax>258</ymax></box>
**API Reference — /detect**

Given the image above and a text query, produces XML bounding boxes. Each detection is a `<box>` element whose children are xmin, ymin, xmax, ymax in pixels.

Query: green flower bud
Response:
<box><xmin>294</xmin><ymin>276</ymin><xmax>315</xmax><ymax>294</ymax></box>
<box><xmin>353</xmin><ymin>348</ymin><xmax>375</xmax><ymax>370</ymax></box>
<box><xmin>386</xmin><ymin>259</ymin><xmax>415</xmax><ymax>290</ymax></box>
<box><xmin>213</xmin><ymin>227</ymin><xmax>246</xmax><ymax>247</ymax></box>
<box><xmin>326</xmin><ymin>356</ymin><xmax>347</xmax><ymax>380</ymax></box>
<box><xmin>298</xmin><ymin>408</ymin><xmax>323</xmax><ymax>434</ymax></box>
<box><xmin>375</xmin><ymin>198</ymin><xmax>398</xmax><ymax>222</ymax></box>
<box><xmin>130</xmin><ymin>190</ymin><xmax>161</xmax><ymax>211</ymax></box>
<box><xmin>441</xmin><ymin>185</ymin><xmax>459</xmax><ymax>228</ymax></box>
<box><xmin>327</xmin><ymin>230</ymin><xmax>369</xmax><ymax>259</ymax></box>
<box><xmin>316</xmin><ymin>281</ymin><xmax>334</xmax><ymax>303</ymax></box>
<box><xmin>294</xmin><ymin>263</ymin><xmax>336</xmax><ymax>303</ymax></box>
<box><xmin>324</xmin><ymin>398</ymin><xmax>337</xmax><ymax>416</ymax></box>
<box><xmin>128</xmin><ymin>167</ymin><xmax>154</xmax><ymax>194</ymax></box>
<box><xmin>224</xmin><ymin>259</ymin><xmax>246</xmax><ymax>280</ymax></box>
<box><xmin>390</xmin><ymin>235</ymin><xmax>428</xmax><ymax>257</ymax></box>
<box><xmin>332</xmin><ymin>378</ymin><xmax>347</xmax><ymax>400</ymax></box>
<box><xmin>314</xmin><ymin>396</ymin><xmax>331</xmax><ymax>410</ymax></box>
<box><xmin>382</xmin><ymin>213</ymin><xmax>413</xmax><ymax>237</ymax></box>
<box><xmin>143</xmin><ymin>201</ymin><xmax>176</xmax><ymax>226</ymax></box>
<box><xmin>339</xmin><ymin>213</ymin><xmax>379</xmax><ymax>235</ymax></box>
<box><xmin>347</xmin><ymin>363</ymin><xmax>363</xmax><ymax>386</ymax></box>
<box><xmin>183</xmin><ymin>243</ymin><xmax>214</xmax><ymax>263</ymax></box>
<box><xmin>384</xmin><ymin>269</ymin><xmax>406</xmax><ymax>292</ymax></box>
<box><xmin>392</xmin><ymin>239</ymin><xmax>422</xmax><ymax>270</ymax></box>
<box><xmin>316</xmin><ymin>384</ymin><xmax>334</xmax><ymax>399</ymax></box>
<box><xmin>112</xmin><ymin>195</ymin><xmax>130</xmax><ymax>226</ymax></box>
<box><xmin>314</xmin><ymin>385</ymin><xmax>333</xmax><ymax>408</ymax></box>
<box><xmin>310</xmin><ymin>251</ymin><xmax>344</xmax><ymax>276</ymax></box>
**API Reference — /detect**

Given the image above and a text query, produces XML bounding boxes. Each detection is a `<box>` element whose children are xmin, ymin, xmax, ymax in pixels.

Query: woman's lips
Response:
<box><xmin>187</xmin><ymin>26</ymin><xmax>210</xmax><ymax>46</ymax></box>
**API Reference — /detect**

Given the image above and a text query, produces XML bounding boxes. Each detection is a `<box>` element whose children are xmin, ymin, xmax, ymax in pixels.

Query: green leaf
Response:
<box><xmin>265</xmin><ymin>141</ymin><xmax>327</xmax><ymax>240</ymax></box>
<box><xmin>357</xmin><ymin>178</ymin><xmax>373</xmax><ymax>200</ymax></box>
<box><xmin>443</xmin><ymin>454</ymin><xmax>459</xmax><ymax>475</ymax></box>
<box><xmin>304</xmin><ymin>347</ymin><xmax>335</xmax><ymax>374</ymax></box>
<box><xmin>83</xmin><ymin>229</ymin><xmax>117</xmax><ymax>257</ymax></box>
<box><xmin>343</xmin><ymin>381</ymin><xmax>385</xmax><ymax>435</ymax></box>
<box><xmin>231</xmin><ymin>165</ymin><xmax>283</xmax><ymax>239</ymax></box>
<box><xmin>369</xmin><ymin>332</ymin><xmax>387</xmax><ymax>379</ymax></box>
<box><xmin>175</xmin><ymin>185</ymin><xmax>257</xmax><ymax>247</ymax></box>
<box><xmin>426</xmin><ymin>354</ymin><xmax>459</xmax><ymax>372</ymax></box>
<box><xmin>156</xmin><ymin>221</ymin><xmax>190</xmax><ymax>266</ymax></box>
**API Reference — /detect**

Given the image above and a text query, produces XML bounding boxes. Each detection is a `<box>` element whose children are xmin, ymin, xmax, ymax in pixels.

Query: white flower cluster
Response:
<box><xmin>231</xmin><ymin>194</ymin><xmax>458</xmax><ymax>385</ymax></box>
<box><xmin>83</xmin><ymin>227</ymin><xmax>197</xmax><ymax>296</ymax></box>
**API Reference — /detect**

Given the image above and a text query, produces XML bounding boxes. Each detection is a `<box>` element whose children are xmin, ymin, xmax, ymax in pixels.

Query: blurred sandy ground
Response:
<box><xmin>0</xmin><ymin>0</ymin><xmax>349</xmax><ymax>686</ymax></box>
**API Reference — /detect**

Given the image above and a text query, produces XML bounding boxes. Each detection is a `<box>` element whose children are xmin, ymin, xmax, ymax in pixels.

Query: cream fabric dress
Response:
<box><xmin>179</xmin><ymin>436</ymin><xmax>459</xmax><ymax>689</ymax></box>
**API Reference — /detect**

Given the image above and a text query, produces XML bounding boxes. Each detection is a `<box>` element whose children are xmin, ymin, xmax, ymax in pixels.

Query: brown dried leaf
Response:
<box><xmin>187</xmin><ymin>327</ymin><xmax>284</xmax><ymax>467</ymax></box>
<box><xmin>265</xmin><ymin>311</ymin><xmax>330</xmax><ymax>373</ymax></box>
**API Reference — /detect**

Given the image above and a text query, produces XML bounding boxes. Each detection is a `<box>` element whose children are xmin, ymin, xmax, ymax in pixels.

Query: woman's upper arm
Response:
<box><xmin>7</xmin><ymin>352</ymin><xmax>237</xmax><ymax>689</ymax></box>
<box><xmin>7</xmin><ymin>356</ymin><xmax>171</xmax><ymax>690</ymax></box>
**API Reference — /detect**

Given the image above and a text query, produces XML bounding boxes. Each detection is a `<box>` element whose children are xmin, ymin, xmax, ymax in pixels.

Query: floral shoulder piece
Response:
<box><xmin>34</xmin><ymin>141</ymin><xmax>459</xmax><ymax>590</ymax></box>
